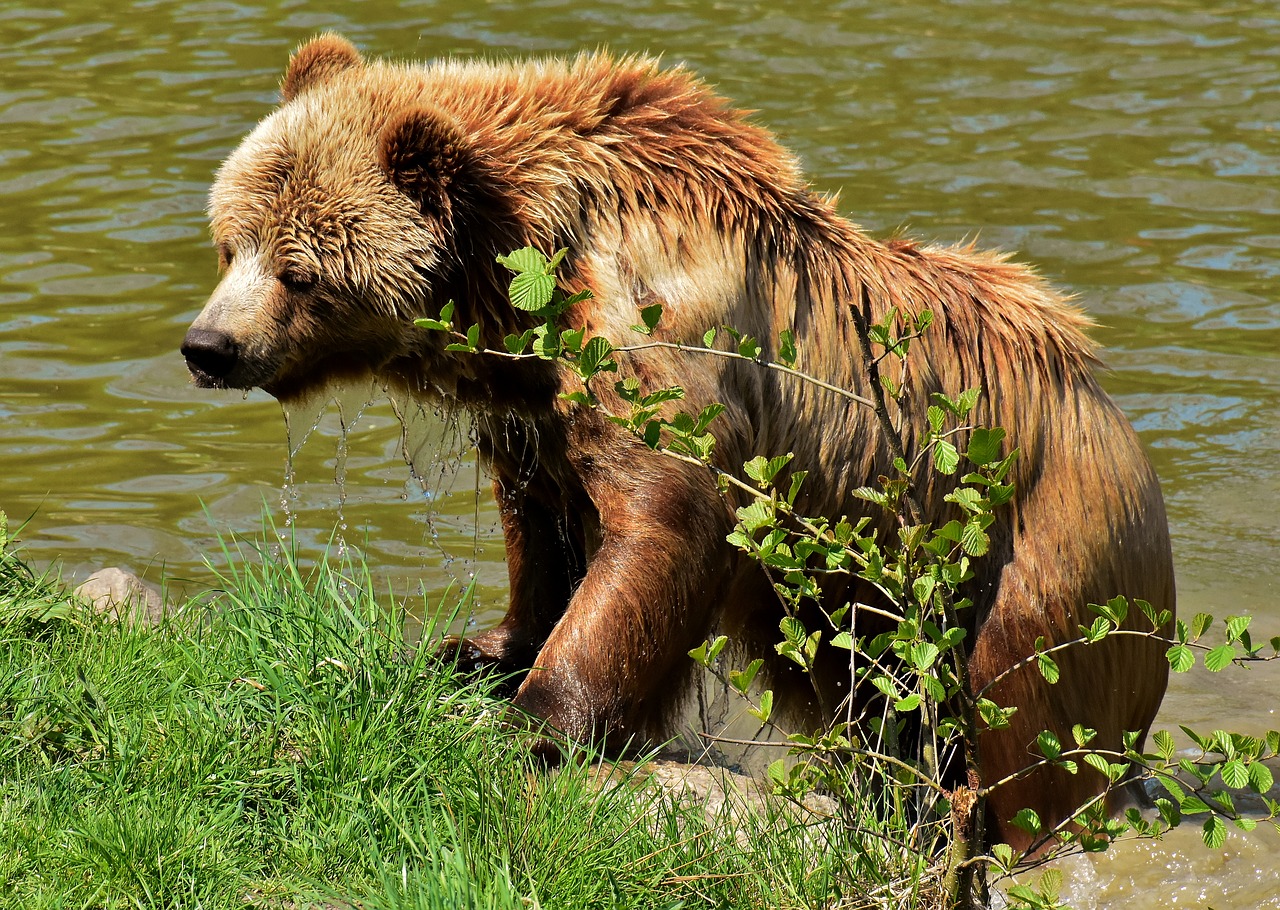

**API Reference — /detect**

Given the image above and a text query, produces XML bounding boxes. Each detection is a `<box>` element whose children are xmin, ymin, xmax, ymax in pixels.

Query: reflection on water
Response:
<box><xmin>0</xmin><ymin>1</ymin><xmax>1277</xmax><ymax>904</ymax></box>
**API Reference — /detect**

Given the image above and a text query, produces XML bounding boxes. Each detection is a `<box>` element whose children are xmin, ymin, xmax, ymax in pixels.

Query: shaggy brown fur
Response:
<box><xmin>182</xmin><ymin>34</ymin><xmax>1174</xmax><ymax>849</ymax></box>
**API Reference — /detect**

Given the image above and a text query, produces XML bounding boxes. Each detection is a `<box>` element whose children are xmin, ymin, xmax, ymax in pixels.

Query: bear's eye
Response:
<box><xmin>216</xmin><ymin>242</ymin><xmax>234</xmax><ymax>270</ymax></box>
<box><xmin>278</xmin><ymin>267</ymin><xmax>317</xmax><ymax>294</ymax></box>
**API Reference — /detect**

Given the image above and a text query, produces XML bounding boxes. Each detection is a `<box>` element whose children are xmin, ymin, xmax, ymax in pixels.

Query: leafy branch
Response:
<box><xmin>418</xmin><ymin>246</ymin><xmax>1280</xmax><ymax>910</ymax></box>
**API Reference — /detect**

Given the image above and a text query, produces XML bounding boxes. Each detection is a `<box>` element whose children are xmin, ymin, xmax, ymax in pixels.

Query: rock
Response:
<box><xmin>587</xmin><ymin>756</ymin><xmax>840</xmax><ymax>846</ymax></box>
<box><xmin>75</xmin><ymin>567</ymin><xmax>167</xmax><ymax>626</ymax></box>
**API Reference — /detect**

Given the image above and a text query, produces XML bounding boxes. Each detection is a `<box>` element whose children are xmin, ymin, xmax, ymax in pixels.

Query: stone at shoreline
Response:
<box><xmin>587</xmin><ymin>756</ymin><xmax>840</xmax><ymax>840</ymax></box>
<box><xmin>74</xmin><ymin>567</ymin><xmax>167</xmax><ymax>626</ymax></box>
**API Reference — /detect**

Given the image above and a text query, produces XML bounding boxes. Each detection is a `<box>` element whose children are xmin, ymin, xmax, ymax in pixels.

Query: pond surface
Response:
<box><xmin>1</xmin><ymin>1</ymin><xmax>1277</xmax><ymax>904</ymax></box>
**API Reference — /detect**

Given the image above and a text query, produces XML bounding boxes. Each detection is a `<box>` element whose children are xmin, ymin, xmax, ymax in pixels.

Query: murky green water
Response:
<box><xmin>2</xmin><ymin>1</ymin><xmax>1278</xmax><ymax>903</ymax></box>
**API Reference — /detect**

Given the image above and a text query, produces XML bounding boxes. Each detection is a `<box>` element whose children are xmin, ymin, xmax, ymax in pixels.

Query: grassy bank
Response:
<box><xmin>0</xmin><ymin>518</ymin><xmax>934</xmax><ymax>909</ymax></box>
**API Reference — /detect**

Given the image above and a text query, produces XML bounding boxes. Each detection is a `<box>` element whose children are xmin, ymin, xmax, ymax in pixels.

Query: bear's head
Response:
<box><xmin>181</xmin><ymin>35</ymin><xmax>523</xmax><ymax>403</ymax></box>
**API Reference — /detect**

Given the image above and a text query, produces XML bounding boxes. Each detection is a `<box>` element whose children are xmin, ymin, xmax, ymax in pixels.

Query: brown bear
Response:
<box><xmin>182</xmin><ymin>34</ymin><xmax>1175</xmax><ymax>849</ymax></box>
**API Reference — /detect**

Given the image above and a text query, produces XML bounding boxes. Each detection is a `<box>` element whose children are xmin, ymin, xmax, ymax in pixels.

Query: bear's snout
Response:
<box><xmin>182</xmin><ymin>328</ymin><xmax>240</xmax><ymax>385</ymax></box>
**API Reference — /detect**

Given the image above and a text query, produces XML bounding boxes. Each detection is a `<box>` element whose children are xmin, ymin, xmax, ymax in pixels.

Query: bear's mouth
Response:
<box><xmin>181</xmin><ymin>326</ymin><xmax>291</xmax><ymax>393</ymax></box>
<box><xmin>186</xmin><ymin>364</ymin><xmax>234</xmax><ymax>390</ymax></box>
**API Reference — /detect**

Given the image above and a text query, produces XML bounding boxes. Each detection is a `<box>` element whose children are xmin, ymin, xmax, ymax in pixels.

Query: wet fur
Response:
<box><xmin>185</xmin><ymin>35</ymin><xmax>1175</xmax><ymax>849</ymax></box>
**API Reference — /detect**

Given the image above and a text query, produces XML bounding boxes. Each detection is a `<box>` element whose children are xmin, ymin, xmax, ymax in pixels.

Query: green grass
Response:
<box><xmin>0</xmin><ymin>517</ymin><xmax>937</xmax><ymax>909</ymax></box>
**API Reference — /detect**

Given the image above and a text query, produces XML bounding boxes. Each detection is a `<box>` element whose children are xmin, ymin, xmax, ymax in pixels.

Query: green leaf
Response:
<box><xmin>1204</xmin><ymin>644</ymin><xmax>1236</xmax><ymax>672</ymax></box>
<box><xmin>1037</xmin><ymin>730</ymin><xmax>1062</xmax><ymax>759</ymax></box>
<box><xmin>1221</xmin><ymin>759</ymin><xmax>1249</xmax><ymax>790</ymax></box>
<box><xmin>1084</xmin><ymin>753</ymin><xmax>1111</xmax><ymax>779</ymax></box>
<box><xmin>496</xmin><ymin>246</ymin><xmax>548</xmax><ymax>274</ymax></box>
<box><xmin>1082</xmin><ymin>616</ymin><xmax>1112</xmax><ymax>643</ymax></box>
<box><xmin>531</xmin><ymin>325</ymin><xmax>558</xmax><ymax>359</ymax></box>
<box><xmin>730</xmin><ymin>658</ymin><xmax>763</xmax><ymax>694</ymax></box>
<box><xmin>1167</xmin><ymin>643</ymin><xmax>1195</xmax><ymax>673</ymax></box>
<box><xmin>693</xmin><ymin>403</ymin><xmax>726</xmax><ymax>435</ymax></box>
<box><xmin>1213</xmin><ymin>729</ymin><xmax>1240</xmax><ymax>758</ymax></box>
<box><xmin>1091</xmin><ymin>595</ymin><xmax>1130</xmax><ymax>626</ymax></box>
<box><xmin>748</xmin><ymin>689</ymin><xmax>773</xmax><ymax>724</ymax></box>
<box><xmin>1226</xmin><ymin>614</ymin><xmax>1252</xmax><ymax>643</ymax></box>
<box><xmin>966</xmin><ymin>427</ymin><xmax>1006</xmax><ymax>466</ymax></box>
<box><xmin>830</xmin><ymin>631</ymin><xmax>853</xmax><ymax>650</ymax></box>
<box><xmin>780</xmin><ymin>616</ymin><xmax>806</xmax><ymax>646</ymax></box>
<box><xmin>737</xmin><ymin>336</ymin><xmax>761</xmax><ymax>359</ymax></box>
<box><xmin>852</xmin><ymin>486</ymin><xmax>891</xmax><ymax>509</ymax></box>
<box><xmin>766</xmin><ymin>759</ymin><xmax>786</xmax><ymax>786</ymax></box>
<box><xmin>1180</xmin><ymin>795</ymin><xmax>1212</xmax><ymax>816</ymax></box>
<box><xmin>871</xmin><ymin>675</ymin><xmax>897</xmax><ymax>699</ymax></box>
<box><xmin>1249</xmin><ymin>761</ymin><xmax>1274</xmax><ymax>794</ymax></box>
<box><xmin>955</xmin><ymin>387</ymin><xmax>981</xmax><ymax>416</ymax></box>
<box><xmin>1190</xmin><ymin>612</ymin><xmax>1213</xmax><ymax>640</ymax></box>
<box><xmin>559</xmin><ymin>326</ymin><xmax>585</xmax><ymax>353</ymax></box>
<box><xmin>933</xmin><ymin>439</ymin><xmax>960</xmax><ymax>475</ymax></box>
<box><xmin>504</xmin><ymin>329</ymin><xmax>534</xmax><ymax>354</ymax></box>
<box><xmin>786</xmin><ymin>471</ymin><xmax>807</xmax><ymax>506</ymax></box>
<box><xmin>778</xmin><ymin>328</ymin><xmax>797</xmax><ymax>366</ymax></box>
<box><xmin>1038</xmin><ymin>870</ymin><xmax>1064</xmax><ymax>902</ymax></box>
<box><xmin>945</xmin><ymin>487</ymin><xmax>983</xmax><ymax>513</ymax></box>
<box><xmin>1202</xmin><ymin>815</ymin><xmax>1227</xmax><ymax>850</ymax></box>
<box><xmin>1153</xmin><ymin>729</ymin><xmax>1176</xmax><ymax>761</ymax></box>
<box><xmin>509</xmin><ymin>271</ymin><xmax>555</xmax><ymax>311</ymax></box>
<box><xmin>909</xmin><ymin>642</ymin><xmax>939</xmax><ymax>671</ymax></box>
<box><xmin>1006</xmin><ymin>885</ymin><xmax>1039</xmax><ymax>905</ymax></box>
<box><xmin>687</xmin><ymin>641</ymin><xmax>709</xmax><ymax>665</ymax></box>
<box><xmin>960</xmin><ymin>519</ymin><xmax>990</xmax><ymax>557</ymax></box>
<box><xmin>577</xmin><ymin>336</ymin><xmax>615</xmax><ymax>378</ymax></box>
<box><xmin>977</xmin><ymin>698</ymin><xmax>1015</xmax><ymax>730</ymax></box>
<box><xmin>702</xmin><ymin>327</ymin><xmax>717</xmax><ymax>347</ymax></box>
<box><xmin>935</xmin><ymin>520</ymin><xmax>964</xmax><ymax>543</ymax></box>
<box><xmin>1011</xmin><ymin>808</ymin><xmax>1042</xmax><ymax>835</ymax></box>
<box><xmin>1179</xmin><ymin>725</ymin><xmax>1212</xmax><ymax>751</ymax></box>
<box><xmin>632</xmin><ymin>303</ymin><xmax>663</xmax><ymax>335</ymax></box>
<box><xmin>927</xmin><ymin>405</ymin><xmax>945</xmax><ymax>434</ymax></box>
<box><xmin>1072</xmin><ymin>724</ymin><xmax>1097</xmax><ymax>747</ymax></box>
<box><xmin>745</xmin><ymin>453</ymin><xmax>794</xmax><ymax>487</ymax></box>
<box><xmin>911</xmin><ymin>574</ymin><xmax>937</xmax><ymax>606</ymax></box>
<box><xmin>894</xmin><ymin>693</ymin><xmax>921</xmax><ymax>712</ymax></box>
<box><xmin>639</xmin><ymin>386</ymin><xmax>685</xmax><ymax>407</ymax></box>
<box><xmin>1037</xmin><ymin>651</ymin><xmax>1060</xmax><ymax>685</ymax></box>
<box><xmin>985</xmin><ymin>483</ymin><xmax>1015</xmax><ymax>507</ymax></box>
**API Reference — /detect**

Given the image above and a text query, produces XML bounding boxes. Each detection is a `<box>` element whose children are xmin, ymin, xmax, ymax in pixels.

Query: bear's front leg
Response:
<box><xmin>511</xmin><ymin>442</ymin><xmax>732</xmax><ymax>752</ymax></box>
<box><xmin>440</xmin><ymin>475</ymin><xmax>588</xmax><ymax>677</ymax></box>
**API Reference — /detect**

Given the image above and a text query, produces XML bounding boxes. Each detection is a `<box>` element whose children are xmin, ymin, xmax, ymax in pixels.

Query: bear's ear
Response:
<box><xmin>379</xmin><ymin>107</ymin><xmax>478</xmax><ymax>222</ymax></box>
<box><xmin>282</xmin><ymin>34</ymin><xmax>363</xmax><ymax>103</ymax></box>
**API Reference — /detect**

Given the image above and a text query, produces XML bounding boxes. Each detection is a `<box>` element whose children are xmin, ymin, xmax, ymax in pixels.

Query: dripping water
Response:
<box><xmin>278</xmin><ymin>382</ymin><xmax>377</xmax><ymax>557</ymax></box>
<box><xmin>280</xmin><ymin>393</ymin><xmax>329</xmax><ymax>540</ymax></box>
<box><xmin>385</xmin><ymin>389</ymin><xmax>489</xmax><ymax>621</ymax></box>
<box><xmin>332</xmin><ymin>391</ymin><xmax>374</xmax><ymax>559</ymax></box>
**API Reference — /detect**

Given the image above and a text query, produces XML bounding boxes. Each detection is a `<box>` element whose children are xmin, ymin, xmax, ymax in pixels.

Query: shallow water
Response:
<box><xmin>1</xmin><ymin>1</ymin><xmax>1277</xmax><ymax>903</ymax></box>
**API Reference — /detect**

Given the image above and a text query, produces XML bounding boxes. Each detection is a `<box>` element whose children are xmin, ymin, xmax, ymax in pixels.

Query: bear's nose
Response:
<box><xmin>182</xmin><ymin>328</ymin><xmax>240</xmax><ymax>379</ymax></box>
